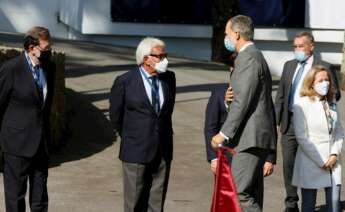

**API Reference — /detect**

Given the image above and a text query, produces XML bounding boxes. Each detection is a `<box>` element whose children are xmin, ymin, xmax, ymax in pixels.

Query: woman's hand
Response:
<box><xmin>322</xmin><ymin>155</ymin><xmax>338</xmax><ymax>170</ymax></box>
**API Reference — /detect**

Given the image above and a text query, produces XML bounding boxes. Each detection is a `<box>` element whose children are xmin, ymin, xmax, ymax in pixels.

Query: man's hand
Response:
<box><xmin>263</xmin><ymin>162</ymin><xmax>274</xmax><ymax>177</ymax></box>
<box><xmin>210</xmin><ymin>160</ymin><xmax>217</xmax><ymax>174</ymax></box>
<box><xmin>322</xmin><ymin>155</ymin><xmax>337</xmax><ymax>170</ymax></box>
<box><xmin>225</xmin><ymin>87</ymin><xmax>234</xmax><ymax>103</ymax></box>
<box><xmin>211</xmin><ymin>133</ymin><xmax>226</xmax><ymax>150</ymax></box>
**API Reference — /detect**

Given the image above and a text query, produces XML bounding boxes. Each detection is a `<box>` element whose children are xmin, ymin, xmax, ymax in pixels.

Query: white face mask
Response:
<box><xmin>314</xmin><ymin>81</ymin><xmax>330</xmax><ymax>96</ymax></box>
<box><xmin>154</xmin><ymin>58</ymin><xmax>168</xmax><ymax>73</ymax></box>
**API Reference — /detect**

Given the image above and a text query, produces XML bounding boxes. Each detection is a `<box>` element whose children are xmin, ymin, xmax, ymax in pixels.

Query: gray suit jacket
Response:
<box><xmin>275</xmin><ymin>58</ymin><xmax>341</xmax><ymax>134</ymax></box>
<box><xmin>221</xmin><ymin>44</ymin><xmax>277</xmax><ymax>152</ymax></box>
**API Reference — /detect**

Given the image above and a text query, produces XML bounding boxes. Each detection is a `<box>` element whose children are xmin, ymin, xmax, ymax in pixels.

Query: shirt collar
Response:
<box><xmin>239</xmin><ymin>42</ymin><xmax>254</xmax><ymax>52</ymax></box>
<box><xmin>140</xmin><ymin>65</ymin><xmax>157</xmax><ymax>79</ymax></box>
<box><xmin>24</xmin><ymin>51</ymin><xmax>39</xmax><ymax>69</ymax></box>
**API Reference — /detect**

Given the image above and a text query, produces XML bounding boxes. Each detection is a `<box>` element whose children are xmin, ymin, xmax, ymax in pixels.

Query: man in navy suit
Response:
<box><xmin>109</xmin><ymin>37</ymin><xmax>176</xmax><ymax>212</ymax></box>
<box><xmin>204</xmin><ymin>86</ymin><xmax>276</xmax><ymax>176</ymax></box>
<box><xmin>0</xmin><ymin>26</ymin><xmax>55</xmax><ymax>212</ymax></box>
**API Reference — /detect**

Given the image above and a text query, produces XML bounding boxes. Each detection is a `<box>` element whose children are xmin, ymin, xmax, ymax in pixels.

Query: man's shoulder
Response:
<box><xmin>116</xmin><ymin>67</ymin><xmax>139</xmax><ymax>81</ymax></box>
<box><xmin>284</xmin><ymin>59</ymin><xmax>297</xmax><ymax>66</ymax></box>
<box><xmin>0</xmin><ymin>54</ymin><xmax>24</xmax><ymax>75</ymax></box>
<box><xmin>313</xmin><ymin>59</ymin><xmax>331</xmax><ymax>68</ymax></box>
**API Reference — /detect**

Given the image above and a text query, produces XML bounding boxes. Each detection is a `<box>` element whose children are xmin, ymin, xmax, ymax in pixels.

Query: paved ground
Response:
<box><xmin>0</xmin><ymin>33</ymin><xmax>344</xmax><ymax>211</ymax></box>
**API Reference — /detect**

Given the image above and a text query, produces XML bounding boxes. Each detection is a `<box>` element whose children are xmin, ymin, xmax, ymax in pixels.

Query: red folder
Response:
<box><xmin>211</xmin><ymin>147</ymin><xmax>241</xmax><ymax>212</ymax></box>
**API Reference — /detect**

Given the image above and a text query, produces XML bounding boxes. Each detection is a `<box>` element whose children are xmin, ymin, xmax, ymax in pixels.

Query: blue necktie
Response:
<box><xmin>151</xmin><ymin>76</ymin><xmax>160</xmax><ymax>113</ymax></box>
<box><xmin>288</xmin><ymin>62</ymin><xmax>306</xmax><ymax>111</ymax></box>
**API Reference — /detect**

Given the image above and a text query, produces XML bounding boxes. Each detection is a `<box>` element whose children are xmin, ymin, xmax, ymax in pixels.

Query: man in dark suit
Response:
<box><xmin>109</xmin><ymin>37</ymin><xmax>176</xmax><ymax>212</ymax></box>
<box><xmin>0</xmin><ymin>26</ymin><xmax>55</xmax><ymax>212</ymax></box>
<box><xmin>204</xmin><ymin>86</ymin><xmax>276</xmax><ymax>177</ymax></box>
<box><xmin>211</xmin><ymin>15</ymin><xmax>277</xmax><ymax>212</ymax></box>
<box><xmin>275</xmin><ymin>31</ymin><xmax>341</xmax><ymax>212</ymax></box>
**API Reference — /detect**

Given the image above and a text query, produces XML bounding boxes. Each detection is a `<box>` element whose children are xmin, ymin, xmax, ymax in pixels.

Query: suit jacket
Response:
<box><xmin>275</xmin><ymin>58</ymin><xmax>341</xmax><ymax>134</ymax></box>
<box><xmin>109</xmin><ymin>67</ymin><xmax>176</xmax><ymax>163</ymax></box>
<box><xmin>204</xmin><ymin>85</ymin><xmax>277</xmax><ymax>163</ymax></box>
<box><xmin>0</xmin><ymin>53</ymin><xmax>55</xmax><ymax>157</ymax></box>
<box><xmin>220</xmin><ymin>44</ymin><xmax>277</xmax><ymax>153</ymax></box>
<box><xmin>292</xmin><ymin>96</ymin><xmax>343</xmax><ymax>188</ymax></box>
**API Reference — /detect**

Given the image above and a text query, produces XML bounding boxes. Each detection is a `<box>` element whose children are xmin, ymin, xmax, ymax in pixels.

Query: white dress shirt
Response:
<box><xmin>290</xmin><ymin>55</ymin><xmax>314</xmax><ymax>111</ymax></box>
<box><xmin>139</xmin><ymin>66</ymin><xmax>164</xmax><ymax>108</ymax></box>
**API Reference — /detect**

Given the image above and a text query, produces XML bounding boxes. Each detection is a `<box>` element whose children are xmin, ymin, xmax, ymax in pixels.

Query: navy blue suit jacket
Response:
<box><xmin>0</xmin><ymin>53</ymin><xmax>55</xmax><ymax>157</ymax></box>
<box><xmin>204</xmin><ymin>86</ymin><xmax>276</xmax><ymax>163</ymax></box>
<box><xmin>109</xmin><ymin>67</ymin><xmax>176</xmax><ymax>163</ymax></box>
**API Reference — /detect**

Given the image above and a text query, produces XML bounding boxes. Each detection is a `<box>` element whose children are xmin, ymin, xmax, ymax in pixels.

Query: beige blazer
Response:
<box><xmin>292</xmin><ymin>96</ymin><xmax>344</xmax><ymax>189</ymax></box>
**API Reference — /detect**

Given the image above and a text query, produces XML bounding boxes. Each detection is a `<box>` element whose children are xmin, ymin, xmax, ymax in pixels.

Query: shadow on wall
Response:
<box><xmin>49</xmin><ymin>88</ymin><xmax>117</xmax><ymax>168</ymax></box>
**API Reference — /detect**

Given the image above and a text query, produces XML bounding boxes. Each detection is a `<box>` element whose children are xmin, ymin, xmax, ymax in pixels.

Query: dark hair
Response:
<box><xmin>23</xmin><ymin>26</ymin><xmax>50</xmax><ymax>50</ymax></box>
<box><xmin>229</xmin><ymin>15</ymin><xmax>254</xmax><ymax>41</ymax></box>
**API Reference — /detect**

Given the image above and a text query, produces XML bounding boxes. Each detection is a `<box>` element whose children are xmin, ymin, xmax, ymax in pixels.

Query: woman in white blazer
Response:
<box><xmin>292</xmin><ymin>65</ymin><xmax>344</xmax><ymax>212</ymax></box>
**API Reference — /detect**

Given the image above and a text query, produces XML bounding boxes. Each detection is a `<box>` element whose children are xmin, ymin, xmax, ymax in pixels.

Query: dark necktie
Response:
<box><xmin>288</xmin><ymin>62</ymin><xmax>306</xmax><ymax>111</ymax></box>
<box><xmin>34</xmin><ymin>67</ymin><xmax>44</xmax><ymax>104</ymax></box>
<box><xmin>151</xmin><ymin>76</ymin><xmax>160</xmax><ymax>114</ymax></box>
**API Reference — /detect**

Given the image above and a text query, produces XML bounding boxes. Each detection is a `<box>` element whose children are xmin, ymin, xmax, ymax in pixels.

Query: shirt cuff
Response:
<box><xmin>211</xmin><ymin>158</ymin><xmax>218</xmax><ymax>162</ymax></box>
<box><xmin>220</xmin><ymin>131</ymin><xmax>229</xmax><ymax>140</ymax></box>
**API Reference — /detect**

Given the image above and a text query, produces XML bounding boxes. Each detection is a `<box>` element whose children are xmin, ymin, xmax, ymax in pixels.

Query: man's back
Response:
<box><xmin>222</xmin><ymin>45</ymin><xmax>276</xmax><ymax>152</ymax></box>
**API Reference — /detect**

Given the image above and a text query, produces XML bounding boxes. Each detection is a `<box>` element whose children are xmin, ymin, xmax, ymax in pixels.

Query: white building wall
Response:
<box><xmin>0</xmin><ymin>0</ymin><xmax>344</xmax><ymax>76</ymax></box>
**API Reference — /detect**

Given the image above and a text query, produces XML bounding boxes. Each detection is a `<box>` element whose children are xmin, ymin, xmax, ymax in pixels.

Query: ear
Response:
<box><xmin>235</xmin><ymin>32</ymin><xmax>240</xmax><ymax>41</ymax></box>
<box><xmin>28</xmin><ymin>44</ymin><xmax>35</xmax><ymax>52</ymax></box>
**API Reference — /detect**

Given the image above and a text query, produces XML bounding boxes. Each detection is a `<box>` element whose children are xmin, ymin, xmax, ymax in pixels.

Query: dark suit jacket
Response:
<box><xmin>109</xmin><ymin>67</ymin><xmax>176</xmax><ymax>163</ymax></box>
<box><xmin>0</xmin><ymin>53</ymin><xmax>55</xmax><ymax>157</ymax></box>
<box><xmin>220</xmin><ymin>45</ymin><xmax>277</xmax><ymax>153</ymax></box>
<box><xmin>275</xmin><ymin>58</ymin><xmax>341</xmax><ymax>134</ymax></box>
<box><xmin>204</xmin><ymin>86</ymin><xmax>277</xmax><ymax>163</ymax></box>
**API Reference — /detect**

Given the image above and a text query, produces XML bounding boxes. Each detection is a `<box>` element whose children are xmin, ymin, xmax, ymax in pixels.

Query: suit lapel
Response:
<box><xmin>135</xmin><ymin>67</ymin><xmax>157</xmax><ymax>114</ymax></box>
<box><xmin>159</xmin><ymin>74</ymin><xmax>169</xmax><ymax>115</ymax></box>
<box><xmin>20</xmin><ymin>54</ymin><xmax>41</xmax><ymax>104</ymax></box>
<box><xmin>286</xmin><ymin>60</ymin><xmax>298</xmax><ymax>94</ymax></box>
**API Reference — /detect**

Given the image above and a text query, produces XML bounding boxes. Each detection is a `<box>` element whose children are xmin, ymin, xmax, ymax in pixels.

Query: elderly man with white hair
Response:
<box><xmin>109</xmin><ymin>37</ymin><xmax>176</xmax><ymax>212</ymax></box>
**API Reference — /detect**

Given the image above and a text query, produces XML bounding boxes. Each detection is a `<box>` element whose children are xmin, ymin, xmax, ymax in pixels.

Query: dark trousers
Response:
<box><xmin>231</xmin><ymin>147</ymin><xmax>267</xmax><ymax>212</ymax></box>
<box><xmin>122</xmin><ymin>155</ymin><xmax>171</xmax><ymax>212</ymax></box>
<box><xmin>3</xmin><ymin>143</ymin><xmax>49</xmax><ymax>212</ymax></box>
<box><xmin>281</xmin><ymin>115</ymin><xmax>299</xmax><ymax>212</ymax></box>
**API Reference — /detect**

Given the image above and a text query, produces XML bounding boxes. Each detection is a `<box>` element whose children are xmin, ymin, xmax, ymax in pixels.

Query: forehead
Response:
<box><xmin>294</xmin><ymin>36</ymin><xmax>309</xmax><ymax>44</ymax></box>
<box><xmin>151</xmin><ymin>45</ymin><xmax>165</xmax><ymax>53</ymax></box>
<box><xmin>225</xmin><ymin>21</ymin><xmax>232</xmax><ymax>32</ymax></box>
<box><xmin>315</xmin><ymin>71</ymin><xmax>329</xmax><ymax>78</ymax></box>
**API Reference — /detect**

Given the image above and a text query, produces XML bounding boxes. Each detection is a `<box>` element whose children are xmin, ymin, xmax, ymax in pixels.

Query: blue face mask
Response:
<box><xmin>294</xmin><ymin>51</ymin><xmax>308</xmax><ymax>62</ymax></box>
<box><xmin>224</xmin><ymin>38</ymin><xmax>236</xmax><ymax>52</ymax></box>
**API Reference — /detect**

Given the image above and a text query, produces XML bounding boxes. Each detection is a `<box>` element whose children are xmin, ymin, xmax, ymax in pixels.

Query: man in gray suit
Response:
<box><xmin>275</xmin><ymin>31</ymin><xmax>341</xmax><ymax>212</ymax></box>
<box><xmin>211</xmin><ymin>15</ymin><xmax>277</xmax><ymax>212</ymax></box>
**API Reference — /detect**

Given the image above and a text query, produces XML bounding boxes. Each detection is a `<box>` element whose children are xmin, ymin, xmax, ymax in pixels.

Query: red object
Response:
<box><xmin>211</xmin><ymin>147</ymin><xmax>241</xmax><ymax>212</ymax></box>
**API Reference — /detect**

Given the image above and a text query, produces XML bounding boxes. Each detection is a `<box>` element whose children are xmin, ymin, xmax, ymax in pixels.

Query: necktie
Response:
<box><xmin>151</xmin><ymin>76</ymin><xmax>160</xmax><ymax>114</ymax></box>
<box><xmin>33</xmin><ymin>67</ymin><xmax>44</xmax><ymax>104</ymax></box>
<box><xmin>288</xmin><ymin>62</ymin><xmax>306</xmax><ymax>111</ymax></box>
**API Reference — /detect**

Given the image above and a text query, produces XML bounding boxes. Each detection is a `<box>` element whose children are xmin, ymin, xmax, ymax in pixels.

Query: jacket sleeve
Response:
<box><xmin>109</xmin><ymin>76</ymin><xmax>125</xmax><ymax>137</ymax></box>
<box><xmin>0</xmin><ymin>61</ymin><xmax>14</xmax><ymax>108</ymax></box>
<box><xmin>293</xmin><ymin>102</ymin><xmax>326</xmax><ymax>167</ymax></box>
<box><xmin>220</xmin><ymin>55</ymin><xmax>260</xmax><ymax>139</ymax></box>
<box><xmin>274</xmin><ymin>62</ymin><xmax>288</xmax><ymax>126</ymax></box>
<box><xmin>331</xmin><ymin>109</ymin><xmax>344</xmax><ymax>155</ymax></box>
<box><xmin>204</xmin><ymin>90</ymin><xmax>221</xmax><ymax>162</ymax></box>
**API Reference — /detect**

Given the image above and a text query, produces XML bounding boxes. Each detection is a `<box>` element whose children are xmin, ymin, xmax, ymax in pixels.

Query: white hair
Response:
<box><xmin>136</xmin><ymin>37</ymin><xmax>165</xmax><ymax>65</ymax></box>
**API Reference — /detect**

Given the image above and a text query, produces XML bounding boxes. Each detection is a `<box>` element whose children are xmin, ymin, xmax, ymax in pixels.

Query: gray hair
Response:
<box><xmin>135</xmin><ymin>37</ymin><xmax>165</xmax><ymax>65</ymax></box>
<box><xmin>229</xmin><ymin>15</ymin><xmax>254</xmax><ymax>41</ymax></box>
<box><xmin>295</xmin><ymin>31</ymin><xmax>315</xmax><ymax>44</ymax></box>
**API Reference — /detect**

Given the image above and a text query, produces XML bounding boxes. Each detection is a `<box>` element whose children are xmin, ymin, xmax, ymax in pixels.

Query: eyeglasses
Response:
<box><xmin>149</xmin><ymin>53</ymin><xmax>168</xmax><ymax>60</ymax></box>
